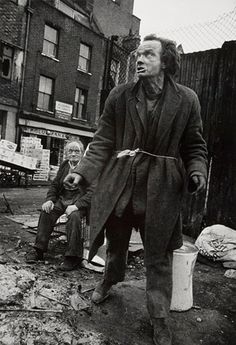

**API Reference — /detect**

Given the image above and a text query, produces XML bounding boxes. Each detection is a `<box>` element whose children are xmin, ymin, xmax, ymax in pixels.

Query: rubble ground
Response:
<box><xmin>0</xmin><ymin>187</ymin><xmax>235</xmax><ymax>345</ymax></box>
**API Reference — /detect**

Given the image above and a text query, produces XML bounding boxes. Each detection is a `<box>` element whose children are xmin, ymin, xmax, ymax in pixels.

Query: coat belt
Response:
<box><xmin>115</xmin><ymin>148</ymin><xmax>177</xmax><ymax>161</ymax></box>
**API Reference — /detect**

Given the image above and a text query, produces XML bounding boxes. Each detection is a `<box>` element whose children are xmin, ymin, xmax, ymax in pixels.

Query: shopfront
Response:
<box><xmin>18</xmin><ymin>119</ymin><xmax>94</xmax><ymax>167</ymax></box>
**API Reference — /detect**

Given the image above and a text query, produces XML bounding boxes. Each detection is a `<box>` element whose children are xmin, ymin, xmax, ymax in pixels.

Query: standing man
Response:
<box><xmin>64</xmin><ymin>35</ymin><xmax>208</xmax><ymax>345</ymax></box>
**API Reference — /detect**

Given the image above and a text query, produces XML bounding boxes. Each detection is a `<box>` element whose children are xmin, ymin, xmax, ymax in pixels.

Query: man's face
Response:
<box><xmin>136</xmin><ymin>40</ymin><xmax>163</xmax><ymax>78</ymax></box>
<box><xmin>66</xmin><ymin>145</ymin><xmax>82</xmax><ymax>163</ymax></box>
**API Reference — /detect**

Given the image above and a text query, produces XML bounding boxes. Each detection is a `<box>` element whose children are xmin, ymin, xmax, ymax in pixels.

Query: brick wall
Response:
<box><xmin>0</xmin><ymin>0</ymin><xmax>27</xmax><ymax>105</ymax></box>
<box><xmin>23</xmin><ymin>0</ymin><xmax>105</xmax><ymax>125</ymax></box>
<box><xmin>0</xmin><ymin>0</ymin><xmax>26</xmax><ymax>47</ymax></box>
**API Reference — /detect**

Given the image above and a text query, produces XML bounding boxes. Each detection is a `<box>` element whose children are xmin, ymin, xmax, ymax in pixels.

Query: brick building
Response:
<box><xmin>0</xmin><ymin>0</ymin><xmax>28</xmax><ymax>142</ymax></box>
<box><xmin>0</xmin><ymin>0</ymin><xmax>140</xmax><ymax>175</ymax></box>
<box><xmin>18</xmin><ymin>0</ymin><xmax>106</xmax><ymax>165</ymax></box>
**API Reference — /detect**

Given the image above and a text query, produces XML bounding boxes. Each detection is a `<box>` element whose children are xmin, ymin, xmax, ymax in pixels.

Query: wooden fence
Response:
<box><xmin>178</xmin><ymin>41</ymin><xmax>236</xmax><ymax>237</ymax></box>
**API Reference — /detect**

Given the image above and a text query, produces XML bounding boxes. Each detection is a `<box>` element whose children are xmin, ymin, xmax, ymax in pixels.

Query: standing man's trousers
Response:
<box><xmin>103</xmin><ymin>209</ymin><xmax>173</xmax><ymax>319</ymax></box>
<box><xmin>34</xmin><ymin>200</ymin><xmax>83</xmax><ymax>258</ymax></box>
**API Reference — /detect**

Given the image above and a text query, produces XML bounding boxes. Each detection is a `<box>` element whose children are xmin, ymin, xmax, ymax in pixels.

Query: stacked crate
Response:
<box><xmin>20</xmin><ymin>137</ymin><xmax>50</xmax><ymax>181</ymax></box>
<box><xmin>49</xmin><ymin>165</ymin><xmax>59</xmax><ymax>181</ymax></box>
<box><xmin>33</xmin><ymin>149</ymin><xmax>50</xmax><ymax>181</ymax></box>
<box><xmin>0</xmin><ymin>139</ymin><xmax>38</xmax><ymax>170</ymax></box>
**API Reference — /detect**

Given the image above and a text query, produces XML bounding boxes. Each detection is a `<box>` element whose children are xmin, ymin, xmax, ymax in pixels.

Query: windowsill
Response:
<box><xmin>36</xmin><ymin>107</ymin><xmax>54</xmax><ymax>115</ymax></box>
<box><xmin>72</xmin><ymin>117</ymin><xmax>88</xmax><ymax>122</ymax></box>
<box><xmin>41</xmin><ymin>53</ymin><xmax>60</xmax><ymax>62</ymax></box>
<box><xmin>111</xmin><ymin>0</ymin><xmax>120</xmax><ymax>5</ymax></box>
<box><xmin>77</xmin><ymin>68</ymin><xmax>92</xmax><ymax>76</ymax></box>
<box><xmin>0</xmin><ymin>75</ymin><xmax>11</xmax><ymax>81</ymax></box>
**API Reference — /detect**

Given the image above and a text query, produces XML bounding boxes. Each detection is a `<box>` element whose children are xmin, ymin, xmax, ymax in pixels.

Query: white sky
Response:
<box><xmin>133</xmin><ymin>0</ymin><xmax>236</xmax><ymax>38</ymax></box>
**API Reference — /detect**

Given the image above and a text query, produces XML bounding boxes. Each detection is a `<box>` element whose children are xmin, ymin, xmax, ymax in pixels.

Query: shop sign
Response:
<box><xmin>22</xmin><ymin>127</ymin><xmax>67</xmax><ymax>139</ymax></box>
<box><xmin>55</xmin><ymin>101</ymin><xmax>73</xmax><ymax>120</ymax></box>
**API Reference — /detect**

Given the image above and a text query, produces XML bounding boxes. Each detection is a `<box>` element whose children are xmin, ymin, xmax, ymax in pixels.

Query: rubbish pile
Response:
<box><xmin>0</xmin><ymin>264</ymin><xmax>106</xmax><ymax>345</ymax></box>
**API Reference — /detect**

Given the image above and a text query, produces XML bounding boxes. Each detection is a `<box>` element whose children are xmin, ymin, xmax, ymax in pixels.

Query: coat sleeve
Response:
<box><xmin>180</xmin><ymin>92</ymin><xmax>208</xmax><ymax>179</ymax></box>
<box><xmin>74</xmin><ymin>180</ymin><xmax>97</xmax><ymax>210</ymax></box>
<box><xmin>75</xmin><ymin>87</ymin><xmax>118</xmax><ymax>185</ymax></box>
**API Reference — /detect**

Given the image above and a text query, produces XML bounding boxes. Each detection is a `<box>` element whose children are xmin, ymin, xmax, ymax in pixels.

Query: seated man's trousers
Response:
<box><xmin>34</xmin><ymin>200</ymin><xmax>83</xmax><ymax>258</ymax></box>
<box><xmin>104</xmin><ymin>209</ymin><xmax>173</xmax><ymax>319</ymax></box>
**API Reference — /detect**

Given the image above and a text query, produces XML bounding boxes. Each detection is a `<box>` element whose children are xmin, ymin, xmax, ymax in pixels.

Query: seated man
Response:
<box><xmin>26</xmin><ymin>140</ymin><xmax>93</xmax><ymax>271</ymax></box>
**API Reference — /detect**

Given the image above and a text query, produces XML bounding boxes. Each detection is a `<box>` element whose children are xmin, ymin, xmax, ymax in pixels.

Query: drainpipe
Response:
<box><xmin>16</xmin><ymin>0</ymin><xmax>33</xmax><ymax>145</ymax></box>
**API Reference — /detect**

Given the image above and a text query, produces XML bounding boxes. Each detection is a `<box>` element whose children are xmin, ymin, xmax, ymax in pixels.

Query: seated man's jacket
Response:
<box><xmin>45</xmin><ymin>160</ymin><xmax>93</xmax><ymax>210</ymax></box>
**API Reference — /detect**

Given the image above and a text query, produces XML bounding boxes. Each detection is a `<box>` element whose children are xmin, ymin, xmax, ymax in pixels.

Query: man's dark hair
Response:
<box><xmin>143</xmin><ymin>34</ymin><xmax>180</xmax><ymax>76</ymax></box>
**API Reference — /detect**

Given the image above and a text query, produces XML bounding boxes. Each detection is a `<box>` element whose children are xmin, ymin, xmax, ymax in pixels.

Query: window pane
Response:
<box><xmin>80</xmin><ymin>44</ymin><xmax>89</xmax><ymax>58</ymax></box>
<box><xmin>38</xmin><ymin>76</ymin><xmax>53</xmax><ymax>111</ymax></box>
<box><xmin>73</xmin><ymin>88</ymin><xmax>87</xmax><ymax>119</ymax></box>
<box><xmin>73</xmin><ymin>102</ymin><xmax>79</xmax><ymax>118</ymax></box>
<box><xmin>78</xmin><ymin>57</ymin><xmax>87</xmax><ymax>71</ymax></box>
<box><xmin>78</xmin><ymin>104</ymin><xmax>83</xmax><ymax>118</ymax></box>
<box><xmin>42</xmin><ymin>41</ymin><xmax>48</xmax><ymax>55</ymax></box>
<box><xmin>44</xmin><ymin>25</ymin><xmax>58</xmax><ymax>44</ymax></box>
<box><xmin>75</xmin><ymin>88</ymin><xmax>79</xmax><ymax>102</ymax></box>
<box><xmin>80</xmin><ymin>94</ymin><xmax>85</xmax><ymax>104</ymax></box>
<box><xmin>43</xmin><ymin>40</ymin><xmax>57</xmax><ymax>57</ymax></box>
<box><xmin>39</xmin><ymin>76</ymin><xmax>46</xmax><ymax>92</ymax></box>
<box><xmin>39</xmin><ymin>76</ymin><xmax>52</xmax><ymax>94</ymax></box>
<box><xmin>42</xmin><ymin>94</ymin><xmax>50</xmax><ymax>110</ymax></box>
<box><xmin>45</xmin><ymin>78</ymin><xmax>53</xmax><ymax>94</ymax></box>
<box><xmin>37</xmin><ymin>92</ymin><xmax>44</xmax><ymax>108</ymax></box>
<box><xmin>2</xmin><ymin>58</ymin><xmax>10</xmax><ymax>77</ymax></box>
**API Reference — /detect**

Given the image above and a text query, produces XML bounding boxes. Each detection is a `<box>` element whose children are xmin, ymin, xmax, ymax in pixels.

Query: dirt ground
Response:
<box><xmin>0</xmin><ymin>187</ymin><xmax>235</xmax><ymax>345</ymax></box>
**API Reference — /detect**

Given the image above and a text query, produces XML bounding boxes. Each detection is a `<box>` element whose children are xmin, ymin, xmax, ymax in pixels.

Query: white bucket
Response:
<box><xmin>170</xmin><ymin>241</ymin><xmax>199</xmax><ymax>311</ymax></box>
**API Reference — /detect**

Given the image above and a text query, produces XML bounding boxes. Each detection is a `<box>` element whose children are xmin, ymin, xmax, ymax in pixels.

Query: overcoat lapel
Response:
<box><xmin>155</xmin><ymin>78</ymin><xmax>182</xmax><ymax>151</ymax></box>
<box><xmin>127</xmin><ymin>82</ymin><xmax>147</xmax><ymax>145</ymax></box>
<box><xmin>127</xmin><ymin>78</ymin><xmax>181</xmax><ymax>149</ymax></box>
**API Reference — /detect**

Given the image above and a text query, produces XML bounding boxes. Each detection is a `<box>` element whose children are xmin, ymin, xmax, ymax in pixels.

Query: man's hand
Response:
<box><xmin>42</xmin><ymin>200</ymin><xmax>54</xmax><ymax>213</ymax></box>
<box><xmin>190</xmin><ymin>174</ymin><xmax>206</xmax><ymax>194</ymax></box>
<box><xmin>65</xmin><ymin>205</ymin><xmax>78</xmax><ymax>216</ymax></box>
<box><xmin>63</xmin><ymin>173</ymin><xmax>83</xmax><ymax>189</ymax></box>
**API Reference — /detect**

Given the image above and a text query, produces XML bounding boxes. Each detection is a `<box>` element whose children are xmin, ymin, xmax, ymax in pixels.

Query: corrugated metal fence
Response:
<box><xmin>178</xmin><ymin>41</ymin><xmax>236</xmax><ymax>237</ymax></box>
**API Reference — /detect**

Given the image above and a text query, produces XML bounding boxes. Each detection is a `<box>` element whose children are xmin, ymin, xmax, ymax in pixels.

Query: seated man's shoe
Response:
<box><xmin>58</xmin><ymin>256</ymin><xmax>81</xmax><ymax>271</ymax></box>
<box><xmin>91</xmin><ymin>280</ymin><xmax>113</xmax><ymax>304</ymax></box>
<box><xmin>152</xmin><ymin>318</ymin><xmax>172</xmax><ymax>345</ymax></box>
<box><xmin>26</xmin><ymin>248</ymin><xmax>44</xmax><ymax>263</ymax></box>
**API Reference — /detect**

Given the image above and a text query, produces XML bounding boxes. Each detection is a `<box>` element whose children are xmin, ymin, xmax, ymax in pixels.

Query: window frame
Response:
<box><xmin>1</xmin><ymin>45</ymin><xmax>14</xmax><ymax>80</ymax></box>
<box><xmin>73</xmin><ymin>87</ymin><xmax>88</xmax><ymax>121</ymax></box>
<box><xmin>78</xmin><ymin>43</ymin><xmax>91</xmax><ymax>73</ymax></box>
<box><xmin>42</xmin><ymin>24</ymin><xmax>59</xmax><ymax>59</ymax></box>
<box><xmin>37</xmin><ymin>75</ymin><xmax>54</xmax><ymax>112</ymax></box>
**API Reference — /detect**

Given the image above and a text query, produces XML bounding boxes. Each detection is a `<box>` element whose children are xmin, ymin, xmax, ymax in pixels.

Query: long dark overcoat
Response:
<box><xmin>77</xmin><ymin>77</ymin><xmax>208</xmax><ymax>265</ymax></box>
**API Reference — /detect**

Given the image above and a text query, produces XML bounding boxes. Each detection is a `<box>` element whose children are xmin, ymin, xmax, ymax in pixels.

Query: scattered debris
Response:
<box><xmin>4</xmin><ymin>252</ymin><xmax>21</xmax><ymax>263</ymax></box>
<box><xmin>81</xmin><ymin>287</ymin><xmax>95</xmax><ymax>294</ymax></box>
<box><xmin>223</xmin><ymin>261</ymin><xmax>236</xmax><ymax>269</ymax></box>
<box><xmin>0</xmin><ymin>265</ymin><xmax>35</xmax><ymax>305</ymax></box>
<box><xmin>38</xmin><ymin>292</ymin><xmax>70</xmax><ymax>307</ymax></box>
<box><xmin>0</xmin><ymin>316</ymin><xmax>105</xmax><ymax>345</ymax></box>
<box><xmin>5</xmin><ymin>214</ymin><xmax>39</xmax><ymax>226</ymax></box>
<box><xmin>2</xmin><ymin>193</ymin><xmax>14</xmax><ymax>215</ymax></box>
<box><xmin>0</xmin><ymin>307</ymin><xmax>63</xmax><ymax>313</ymax></box>
<box><xmin>224</xmin><ymin>269</ymin><xmax>236</xmax><ymax>279</ymax></box>
<box><xmin>70</xmin><ymin>291</ymin><xmax>90</xmax><ymax>311</ymax></box>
